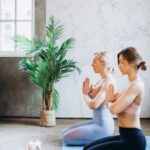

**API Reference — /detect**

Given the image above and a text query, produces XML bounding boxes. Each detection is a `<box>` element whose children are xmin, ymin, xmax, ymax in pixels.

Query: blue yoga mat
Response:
<box><xmin>147</xmin><ymin>136</ymin><xmax>150</xmax><ymax>150</ymax></box>
<box><xmin>62</xmin><ymin>144</ymin><xmax>82</xmax><ymax>150</ymax></box>
<box><xmin>62</xmin><ymin>136</ymin><xmax>150</xmax><ymax>150</ymax></box>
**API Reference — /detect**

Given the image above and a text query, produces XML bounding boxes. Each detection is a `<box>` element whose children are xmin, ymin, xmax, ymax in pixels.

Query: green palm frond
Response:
<box><xmin>53</xmin><ymin>59</ymin><xmax>81</xmax><ymax>82</ymax></box>
<box><xmin>19</xmin><ymin>59</ymin><xmax>40</xmax><ymax>86</ymax></box>
<box><xmin>19</xmin><ymin>59</ymin><xmax>50</xmax><ymax>87</ymax></box>
<box><xmin>57</xmin><ymin>38</ymin><xmax>75</xmax><ymax>60</ymax></box>
<box><xmin>51</xmin><ymin>88</ymin><xmax>60</xmax><ymax>111</ymax></box>
<box><xmin>14</xmin><ymin>35</ymin><xmax>42</xmax><ymax>55</ymax></box>
<box><xmin>34</xmin><ymin>60</ymin><xmax>50</xmax><ymax>88</ymax></box>
<box><xmin>36</xmin><ymin>47</ymin><xmax>48</xmax><ymax>60</ymax></box>
<box><xmin>60</xmin><ymin>59</ymin><xmax>81</xmax><ymax>73</ymax></box>
<box><xmin>46</xmin><ymin>16</ymin><xmax>64</xmax><ymax>47</ymax></box>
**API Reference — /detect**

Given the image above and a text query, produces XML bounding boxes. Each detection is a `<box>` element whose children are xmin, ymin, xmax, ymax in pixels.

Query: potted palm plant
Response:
<box><xmin>14</xmin><ymin>16</ymin><xmax>81</xmax><ymax>126</ymax></box>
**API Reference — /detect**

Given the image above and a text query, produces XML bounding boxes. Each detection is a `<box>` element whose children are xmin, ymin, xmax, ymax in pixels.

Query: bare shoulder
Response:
<box><xmin>130</xmin><ymin>78</ymin><xmax>145</xmax><ymax>95</ymax></box>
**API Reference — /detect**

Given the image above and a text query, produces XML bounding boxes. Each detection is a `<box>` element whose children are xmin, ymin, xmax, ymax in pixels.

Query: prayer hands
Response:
<box><xmin>89</xmin><ymin>85</ymin><xmax>102</xmax><ymax>99</ymax></box>
<box><xmin>82</xmin><ymin>78</ymin><xmax>91</xmax><ymax>95</ymax></box>
<box><xmin>106</xmin><ymin>84</ymin><xmax>116</xmax><ymax>102</ymax></box>
<box><xmin>82</xmin><ymin>78</ymin><xmax>102</xmax><ymax>98</ymax></box>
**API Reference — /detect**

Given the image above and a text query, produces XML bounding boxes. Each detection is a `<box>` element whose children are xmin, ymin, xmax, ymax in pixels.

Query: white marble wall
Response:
<box><xmin>46</xmin><ymin>0</ymin><xmax>150</xmax><ymax>118</ymax></box>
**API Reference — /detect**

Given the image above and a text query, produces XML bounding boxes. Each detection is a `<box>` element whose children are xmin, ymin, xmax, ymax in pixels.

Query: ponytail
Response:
<box><xmin>138</xmin><ymin>61</ymin><xmax>147</xmax><ymax>71</ymax></box>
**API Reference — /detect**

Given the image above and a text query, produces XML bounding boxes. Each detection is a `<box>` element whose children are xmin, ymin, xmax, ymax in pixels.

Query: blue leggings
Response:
<box><xmin>83</xmin><ymin>127</ymin><xmax>146</xmax><ymax>150</ymax></box>
<box><xmin>62</xmin><ymin>107</ymin><xmax>114</xmax><ymax>146</ymax></box>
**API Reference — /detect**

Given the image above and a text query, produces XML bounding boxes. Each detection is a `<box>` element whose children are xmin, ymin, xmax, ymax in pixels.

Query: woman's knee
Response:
<box><xmin>63</xmin><ymin>132</ymin><xmax>74</xmax><ymax>144</ymax></box>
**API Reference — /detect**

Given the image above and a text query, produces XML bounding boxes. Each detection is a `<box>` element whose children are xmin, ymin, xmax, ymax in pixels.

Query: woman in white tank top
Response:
<box><xmin>62</xmin><ymin>51</ymin><xmax>116</xmax><ymax>146</ymax></box>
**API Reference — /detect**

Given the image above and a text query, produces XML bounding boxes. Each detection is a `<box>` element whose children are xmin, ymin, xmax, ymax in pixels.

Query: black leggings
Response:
<box><xmin>83</xmin><ymin>127</ymin><xmax>146</xmax><ymax>150</ymax></box>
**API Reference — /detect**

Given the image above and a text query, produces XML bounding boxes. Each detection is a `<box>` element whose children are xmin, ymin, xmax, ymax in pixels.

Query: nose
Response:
<box><xmin>91</xmin><ymin>63</ymin><xmax>94</xmax><ymax>67</ymax></box>
<box><xmin>118</xmin><ymin>65</ymin><xmax>122</xmax><ymax>71</ymax></box>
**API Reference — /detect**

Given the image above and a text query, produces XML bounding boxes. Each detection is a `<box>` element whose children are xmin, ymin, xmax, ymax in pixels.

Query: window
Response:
<box><xmin>0</xmin><ymin>0</ymin><xmax>34</xmax><ymax>54</ymax></box>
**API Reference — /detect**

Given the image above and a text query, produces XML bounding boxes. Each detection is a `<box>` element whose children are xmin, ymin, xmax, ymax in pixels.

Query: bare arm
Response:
<box><xmin>109</xmin><ymin>83</ymin><xmax>140</xmax><ymax>115</ymax></box>
<box><xmin>82</xmin><ymin>77</ymin><xmax>116</xmax><ymax>109</ymax></box>
<box><xmin>83</xmin><ymin>85</ymin><xmax>105</xmax><ymax>109</ymax></box>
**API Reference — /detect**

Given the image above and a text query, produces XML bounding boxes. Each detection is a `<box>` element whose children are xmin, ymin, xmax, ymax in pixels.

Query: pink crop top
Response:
<box><xmin>121</xmin><ymin>78</ymin><xmax>142</xmax><ymax>115</ymax></box>
<box><xmin>123</xmin><ymin>102</ymin><xmax>140</xmax><ymax>115</ymax></box>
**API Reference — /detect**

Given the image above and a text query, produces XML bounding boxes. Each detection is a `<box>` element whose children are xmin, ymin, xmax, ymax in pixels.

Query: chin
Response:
<box><xmin>93</xmin><ymin>69</ymin><xmax>97</xmax><ymax>73</ymax></box>
<box><xmin>121</xmin><ymin>71</ymin><xmax>126</xmax><ymax>75</ymax></box>
<box><xmin>120</xmin><ymin>70</ymin><xmax>125</xmax><ymax>75</ymax></box>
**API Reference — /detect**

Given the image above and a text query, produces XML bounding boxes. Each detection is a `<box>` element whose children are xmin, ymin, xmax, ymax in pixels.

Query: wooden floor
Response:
<box><xmin>0</xmin><ymin>118</ymin><xmax>150</xmax><ymax>150</ymax></box>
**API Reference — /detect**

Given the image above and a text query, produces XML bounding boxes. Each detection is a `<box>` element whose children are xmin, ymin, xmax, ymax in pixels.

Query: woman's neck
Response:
<box><xmin>128</xmin><ymin>70</ymin><xmax>138</xmax><ymax>82</ymax></box>
<box><xmin>99</xmin><ymin>71</ymin><xmax>108</xmax><ymax>79</ymax></box>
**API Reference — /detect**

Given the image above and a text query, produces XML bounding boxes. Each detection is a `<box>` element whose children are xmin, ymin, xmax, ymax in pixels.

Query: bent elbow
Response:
<box><xmin>110</xmin><ymin>107</ymin><xmax>119</xmax><ymax>115</ymax></box>
<box><xmin>88</xmin><ymin>102</ymin><xmax>98</xmax><ymax>110</ymax></box>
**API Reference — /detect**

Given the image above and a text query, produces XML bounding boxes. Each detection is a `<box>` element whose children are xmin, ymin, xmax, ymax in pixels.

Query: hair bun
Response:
<box><xmin>139</xmin><ymin>61</ymin><xmax>147</xmax><ymax>71</ymax></box>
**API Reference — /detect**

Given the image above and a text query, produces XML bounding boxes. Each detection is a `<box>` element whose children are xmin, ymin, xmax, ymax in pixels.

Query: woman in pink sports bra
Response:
<box><xmin>84</xmin><ymin>47</ymin><xmax>147</xmax><ymax>150</ymax></box>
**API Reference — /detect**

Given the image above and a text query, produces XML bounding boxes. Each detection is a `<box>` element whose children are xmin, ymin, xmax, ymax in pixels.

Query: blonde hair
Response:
<box><xmin>94</xmin><ymin>51</ymin><xmax>115</xmax><ymax>73</ymax></box>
